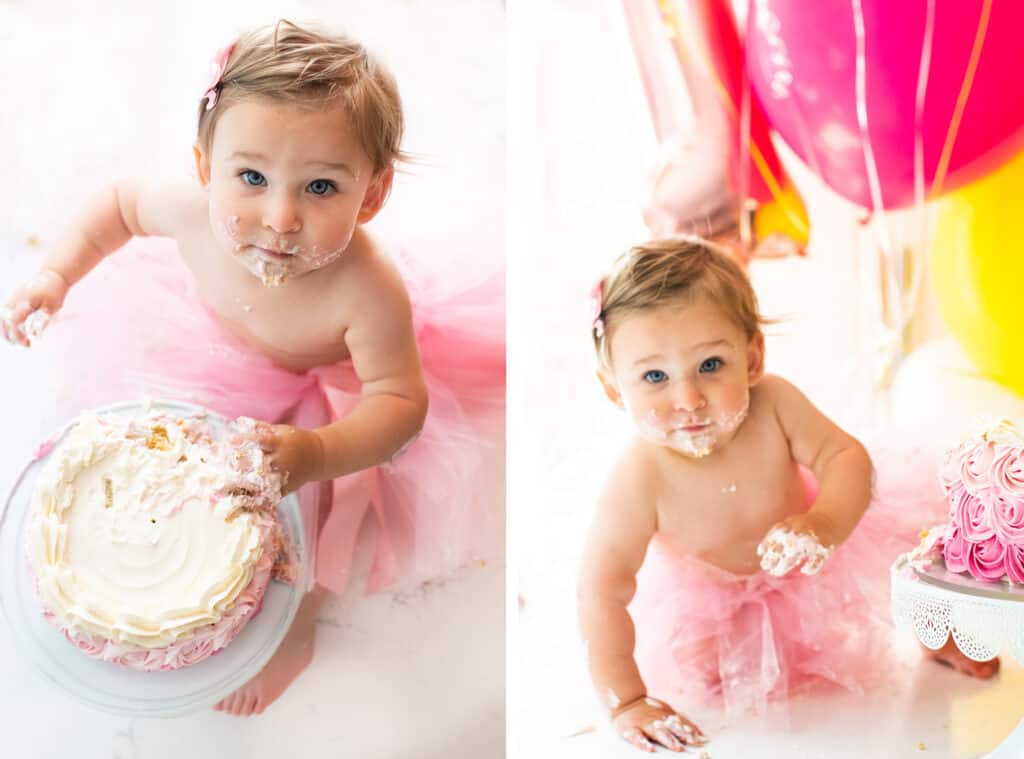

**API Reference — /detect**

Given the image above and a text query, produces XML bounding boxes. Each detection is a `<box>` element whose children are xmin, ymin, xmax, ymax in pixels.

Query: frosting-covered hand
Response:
<box><xmin>757</xmin><ymin>512</ymin><xmax>837</xmax><ymax>577</ymax></box>
<box><xmin>248</xmin><ymin>421</ymin><xmax>325</xmax><ymax>495</ymax></box>
<box><xmin>612</xmin><ymin>696</ymin><xmax>707</xmax><ymax>753</ymax></box>
<box><xmin>2</xmin><ymin>268</ymin><xmax>67</xmax><ymax>346</ymax></box>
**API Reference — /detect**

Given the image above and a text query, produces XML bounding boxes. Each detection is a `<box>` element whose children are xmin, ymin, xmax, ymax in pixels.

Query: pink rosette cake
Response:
<box><xmin>27</xmin><ymin>409</ymin><xmax>295</xmax><ymax>671</ymax></box>
<box><xmin>919</xmin><ymin>419</ymin><xmax>1024</xmax><ymax>584</ymax></box>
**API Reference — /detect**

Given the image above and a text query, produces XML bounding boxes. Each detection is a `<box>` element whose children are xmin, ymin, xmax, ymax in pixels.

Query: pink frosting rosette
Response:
<box><xmin>958</xmin><ymin>442</ymin><xmax>995</xmax><ymax>496</ymax></box>
<box><xmin>988</xmin><ymin>492</ymin><xmax>1024</xmax><ymax>544</ymax></box>
<box><xmin>949</xmin><ymin>486</ymin><xmax>995</xmax><ymax>542</ymax></box>
<box><xmin>1005</xmin><ymin>544</ymin><xmax>1024</xmax><ymax>584</ymax></box>
<box><xmin>992</xmin><ymin>443</ymin><xmax>1024</xmax><ymax>499</ymax></box>
<box><xmin>942</xmin><ymin>527</ymin><xmax>971</xmax><ymax>574</ymax></box>
<box><xmin>66</xmin><ymin>630</ymin><xmax>107</xmax><ymax>658</ymax></box>
<box><xmin>177</xmin><ymin>635</ymin><xmax>218</xmax><ymax>669</ymax></box>
<box><xmin>967</xmin><ymin>535</ymin><xmax>1009</xmax><ymax>581</ymax></box>
<box><xmin>938</xmin><ymin>442</ymin><xmax>970</xmax><ymax>495</ymax></box>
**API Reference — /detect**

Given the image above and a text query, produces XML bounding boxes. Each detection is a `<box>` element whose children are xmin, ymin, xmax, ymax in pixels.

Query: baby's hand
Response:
<box><xmin>2</xmin><ymin>269</ymin><xmax>68</xmax><ymax>347</ymax></box>
<box><xmin>612</xmin><ymin>696</ymin><xmax>708</xmax><ymax>753</ymax></box>
<box><xmin>757</xmin><ymin>512</ymin><xmax>837</xmax><ymax>577</ymax></box>
<box><xmin>247</xmin><ymin>421</ymin><xmax>325</xmax><ymax>495</ymax></box>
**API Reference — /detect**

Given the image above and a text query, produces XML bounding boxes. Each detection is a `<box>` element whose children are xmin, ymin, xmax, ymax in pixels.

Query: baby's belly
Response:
<box><xmin>213</xmin><ymin>309</ymin><xmax>350</xmax><ymax>372</ymax></box>
<box><xmin>695</xmin><ymin>538</ymin><xmax>765</xmax><ymax>576</ymax></box>
<box><xmin>656</xmin><ymin>487</ymin><xmax>812</xmax><ymax>576</ymax></box>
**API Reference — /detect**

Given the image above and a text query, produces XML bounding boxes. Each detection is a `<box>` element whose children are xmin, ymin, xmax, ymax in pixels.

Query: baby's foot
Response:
<box><xmin>924</xmin><ymin>638</ymin><xmax>1000</xmax><ymax>679</ymax></box>
<box><xmin>213</xmin><ymin>586</ymin><xmax>325</xmax><ymax>716</ymax></box>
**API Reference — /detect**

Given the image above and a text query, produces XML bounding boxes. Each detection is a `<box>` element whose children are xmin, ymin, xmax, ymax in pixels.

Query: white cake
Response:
<box><xmin>27</xmin><ymin>410</ymin><xmax>289</xmax><ymax>670</ymax></box>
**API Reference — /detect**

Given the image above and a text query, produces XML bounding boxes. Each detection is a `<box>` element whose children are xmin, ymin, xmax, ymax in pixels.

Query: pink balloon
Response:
<box><xmin>745</xmin><ymin>0</ymin><xmax>1024</xmax><ymax>209</ymax></box>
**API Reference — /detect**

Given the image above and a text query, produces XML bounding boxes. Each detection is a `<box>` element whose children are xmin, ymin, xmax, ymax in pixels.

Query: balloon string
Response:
<box><xmin>913</xmin><ymin>0</ymin><xmax>936</xmax><ymax>213</ymax></box>
<box><xmin>930</xmin><ymin>0</ymin><xmax>992</xmax><ymax>200</ymax></box>
<box><xmin>852</xmin><ymin>0</ymin><xmax>902</xmax><ymax>390</ymax></box>
<box><xmin>739</xmin><ymin>53</ymin><xmax>753</xmax><ymax>246</ymax></box>
<box><xmin>907</xmin><ymin>0</ymin><xmax>936</xmax><ymax>342</ymax></box>
<box><xmin>851</xmin><ymin>0</ymin><xmax>891</xmax><ymax>253</ymax></box>
<box><xmin>658</xmin><ymin>0</ymin><xmax>808</xmax><ymax>237</ymax></box>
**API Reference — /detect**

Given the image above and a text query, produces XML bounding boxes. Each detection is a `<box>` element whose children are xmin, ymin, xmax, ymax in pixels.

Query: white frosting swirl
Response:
<box><xmin>28</xmin><ymin>412</ymin><xmax>267</xmax><ymax>649</ymax></box>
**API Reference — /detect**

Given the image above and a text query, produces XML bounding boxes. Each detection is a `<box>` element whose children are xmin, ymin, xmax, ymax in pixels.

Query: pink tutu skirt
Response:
<box><xmin>33</xmin><ymin>237</ymin><xmax>504</xmax><ymax>596</ymax></box>
<box><xmin>629</xmin><ymin>437</ymin><xmax>949</xmax><ymax>722</ymax></box>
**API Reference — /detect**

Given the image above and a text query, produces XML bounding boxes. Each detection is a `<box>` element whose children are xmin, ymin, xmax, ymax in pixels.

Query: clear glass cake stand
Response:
<box><xmin>0</xmin><ymin>400</ymin><xmax>308</xmax><ymax>717</ymax></box>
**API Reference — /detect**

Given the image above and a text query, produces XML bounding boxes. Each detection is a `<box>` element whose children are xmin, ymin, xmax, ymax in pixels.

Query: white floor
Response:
<box><xmin>0</xmin><ymin>1</ymin><xmax>505</xmax><ymax>757</ymax></box>
<box><xmin>509</xmin><ymin>2</ymin><xmax>1024</xmax><ymax>757</ymax></box>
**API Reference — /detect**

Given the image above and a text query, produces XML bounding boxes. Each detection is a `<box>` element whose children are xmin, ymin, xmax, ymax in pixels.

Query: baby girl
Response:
<box><xmin>2</xmin><ymin>21</ymin><xmax>502</xmax><ymax>716</ymax></box>
<box><xmin>577</xmin><ymin>237</ymin><xmax>983</xmax><ymax>753</ymax></box>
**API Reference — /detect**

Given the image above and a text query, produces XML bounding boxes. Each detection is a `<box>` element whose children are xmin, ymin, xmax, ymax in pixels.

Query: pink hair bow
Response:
<box><xmin>590</xmin><ymin>276</ymin><xmax>605</xmax><ymax>338</ymax></box>
<box><xmin>202</xmin><ymin>40</ymin><xmax>237</xmax><ymax>111</ymax></box>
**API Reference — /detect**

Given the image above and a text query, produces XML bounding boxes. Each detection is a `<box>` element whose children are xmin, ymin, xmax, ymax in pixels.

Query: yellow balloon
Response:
<box><xmin>754</xmin><ymin>181</ymin><xmax>810</xmax><ymax>250</ymax></box>
<box><xmin>931</xmin><ymin>151</ymin><xmax>1024</xmax><ymax>396</ymax></box>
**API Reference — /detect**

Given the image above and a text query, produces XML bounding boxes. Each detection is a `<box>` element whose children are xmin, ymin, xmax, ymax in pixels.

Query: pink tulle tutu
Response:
<box><xmin>629</xmin><ymin>436</ymin><xmax>949</xmax><ymax>722</ymax></box>
<box><xmin>32</xmin><ymin>236</ymin><xmax>504</xmax><ymax>596</ymax></box>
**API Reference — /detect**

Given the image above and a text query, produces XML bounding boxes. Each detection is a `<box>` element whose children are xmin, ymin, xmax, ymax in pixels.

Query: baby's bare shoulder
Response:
<box><xmin>749</xmin><ymin>374</ymin><xmax>808</xmax><ymax>421</ymax></box>
<box><xmin>751</xmin><ymin>373</ymin><xmax>800</xmax><ymax>401</ymax></box>
<box><xmin>129</xmin><ymin>176</ymin><xmax>207</xmax><ymax>239</ymax></box>
<box><xmin>599</xmin><ymin>440</ymin><xmax>659</xmax><ymax>513</ymax></box>
<box><xmin>330</xmin><ymin>231</ymin><xmax>409</xmax><ymax>307</ymax></box>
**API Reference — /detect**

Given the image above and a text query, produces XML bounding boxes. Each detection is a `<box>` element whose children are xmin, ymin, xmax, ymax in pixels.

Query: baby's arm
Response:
<box><xmin>758</xmin><ymin>376</ymin><xmax>873</xmax><ymax>574</ymax></box>
<box><xmin>2</xmin><ymin>179</ymin><xmax>195</xmax><ymax>345</ymax></box>
<box><xmin>2</xmin><ymin>178</ymin><xmax>195</xmax><ymax>345</ymax></box>
<box><xmin>260</xmin><ymin>256</ymin><xmax>428</xmax><ymax>491</ymax></box>
<box><xmin>578</xmin><ymin>454</ymin><xmax>706</xmax><ymax>752</ymax></box>
<box><xmin>316</xmin><ymin>267</ymin><xmax>427</xmax><ymax>477</ymax></box>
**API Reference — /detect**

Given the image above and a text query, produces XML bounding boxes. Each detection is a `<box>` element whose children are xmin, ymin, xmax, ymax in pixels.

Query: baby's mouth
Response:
<box><xmin>255</xmin><ymin>247</ymin><xmax>294</xmax><ymax>261</ymax></box>
<box><xmin>673</xmin><ymin>422</ymin><xmax>711</xmax><ymax>434</ymax></box>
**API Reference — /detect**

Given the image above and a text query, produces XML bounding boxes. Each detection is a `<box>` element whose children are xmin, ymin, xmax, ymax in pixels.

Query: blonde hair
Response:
<box><xmin>197</xmin><ymin>20</ymin><xmax>408</xmax><ymax>174</ymax></box>
<box><xmin>593</xmin><ymin>236</ymin><xmax>770</xmax><ymax>368</ymax></box>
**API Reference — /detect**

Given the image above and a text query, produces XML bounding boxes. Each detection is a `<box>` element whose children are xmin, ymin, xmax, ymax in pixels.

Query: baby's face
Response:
<box><xmin>198</xmin><ymin>99</ymin><xmax>389</xmax><ymax>286</ymax></box>
<box><xmin>601</xmin><ymin>298</ymin><xmax>763</xmax><ymax>458</ymax></box>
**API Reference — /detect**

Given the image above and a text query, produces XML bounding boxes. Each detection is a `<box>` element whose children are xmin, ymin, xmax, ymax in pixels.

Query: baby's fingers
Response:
<box><xmin>621</xmin><ymin>728</ymin><xmax>656</xmax><ymax>753</ymax></box>
<box><xmin>801</xmin><ymin>552</ymin><xmax>827</xmax><ymax>576</ymax></box>
<box><xmin>664</xmin><ymin>714</ymin><xmax>707</xmax><ymax>745</ymax></box>
<box><xmin>758</xmin><ymin>543</ymin><xmax>782</xmax><ymax>574</ymax></box>
<box><xmin>648</xmin><ymin>722</ymin><xmax>685</xmax><ymax>752</ymax></box>
<box><xmin>1</xmin><ymin>306</ymin><xmax>17</xmax><ymax>345</ymax></box>
<box><xmin>768</xmin><ymin>552</ymin><xmax>801</xmax><ymax>577</ymax></box>
<box><xmin>2</xmin><ymin>302</ymin><xmax>32</xmax><ymax>346</ymax></box>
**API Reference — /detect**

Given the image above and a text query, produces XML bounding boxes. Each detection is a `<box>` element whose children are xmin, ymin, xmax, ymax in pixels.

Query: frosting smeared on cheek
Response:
<box><xmin>218</xmin><ymin>215</ymin><xmax>348</xmax><ymax>288</ymax></box>
<box><xmin>637</xmin><ymin>403</ymin><xmax>749</xmax><ymax>458</ymax></box>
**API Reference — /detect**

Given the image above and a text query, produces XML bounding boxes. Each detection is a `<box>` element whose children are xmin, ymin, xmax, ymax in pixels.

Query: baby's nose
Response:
<box><xmin>671</xmin><ymin>383</ymin><xmax>706</xmax><ymax>412</ymax></box>
<box><xmin>263</xmin><ymin>194</ymin><xmax>302</xmax><ymax>234</ymax></box>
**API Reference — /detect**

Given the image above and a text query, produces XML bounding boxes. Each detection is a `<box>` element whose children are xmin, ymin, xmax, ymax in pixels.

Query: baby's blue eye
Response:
<box><xmin>240</xmin><ymin>170</ymin><xmax>267</xmax><ymax>187</ymax></box>
<box><xmin>643</xmin><ymin>370</ymin><xmax>668</xmax><ymax>384</ymax></box>
<box><xmin>699</xmin><ymin>357</ymin><xmax>723</xmax><ymax>373</ymax></box>
<box><xmin>307</xmin><ymin>179</ymin><xmax>335</xmax><ymax>196</ymax></box>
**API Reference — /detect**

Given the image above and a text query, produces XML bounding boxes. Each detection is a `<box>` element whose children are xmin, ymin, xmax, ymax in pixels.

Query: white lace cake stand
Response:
<box><xmin>0</xmin><ymin>400</ymin><xmax>309</xmax><ymax>718</ymax></box>
<box><xmin>891</xmin><ymin>554</ymin><xmax>1024</xmax><ymax>664</ymax></box>
<box><xmin>892</xmin><ymin>555</ymin><xmax>1024</xmax><ymax>757</ymax></box>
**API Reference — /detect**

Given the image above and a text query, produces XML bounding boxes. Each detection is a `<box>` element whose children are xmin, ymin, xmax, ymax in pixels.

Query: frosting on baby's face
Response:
<box><xmin>198</xmin><ymin>99</ymin><xmax>390</xmax><ymax>287</ymax></box>
<box><xmin>601</xmin><ymin>298</ymin><xmax>763</xmax><ymax>459</ymax></box>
